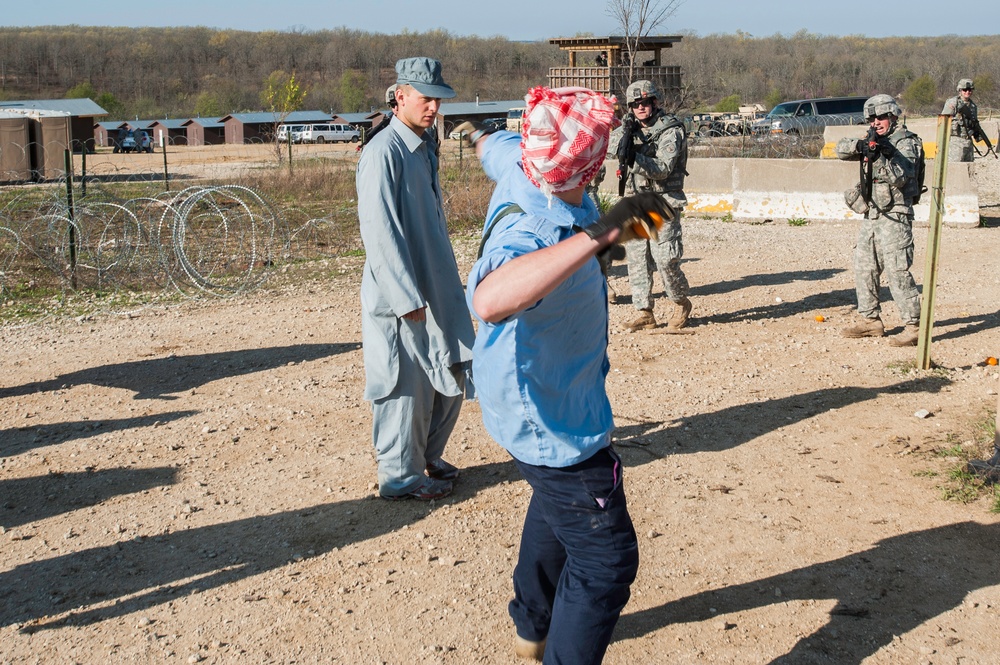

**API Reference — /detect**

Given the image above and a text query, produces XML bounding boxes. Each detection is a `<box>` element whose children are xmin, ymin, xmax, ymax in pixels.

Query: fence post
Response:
<box><xmin>80</xmin><ymin>142</ymin><xmax>87</xmax><ymax>198</ymax></box>
<box><xmin>161</xmin><ymin>134</ymin><xmax>170</xmax><ymax>191</ymax></box>
<box><xmin>916</xmin><ymin>115</ymin><xmax>951</xmax><ymax>370</ymax></box>
<box><xmin>63</xmin><ymin>149</ymin><xmax>78</xmax><ymax>290</ymax></box>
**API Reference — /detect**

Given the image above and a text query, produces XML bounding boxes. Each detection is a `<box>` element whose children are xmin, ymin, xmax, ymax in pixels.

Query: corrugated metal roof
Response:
<box><xmin>96</xmin><ymin>121</ymin><xmax>129</xmax><ymax>129</ymax></box>
<box><xmin>438</xmin><ymin>99</ymin><xmax>525</xmax><ymax>117</ymax></box>
<box><xmin>219</xmin><ymin>110</ymin><xmax>332</xmax><ymax>124</ymax></box>
<box><xmin>338</xmin><ymin>112</ymin><xmax>374</xmax><ymax>123</ymax></box>
<box><xmin>148</xmin><ymin>119</ymin><xmax>189</xmax><ymax>129</ymax></box>
<box><xmin>0</xmin><ymin>98</ymin><xmax>108</xmax><ymax>116</ymax></box>
<box><xmin>181</xmin><ymin>117</ymin><xmax>225</xmax><ymax>128</ymax></box>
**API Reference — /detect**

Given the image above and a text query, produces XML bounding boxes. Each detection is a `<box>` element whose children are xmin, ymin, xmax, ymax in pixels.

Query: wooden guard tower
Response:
<box><xmin>547</xmin><ymin>35</ymin><xmax>683</xmax><ymax>105</ymax></box>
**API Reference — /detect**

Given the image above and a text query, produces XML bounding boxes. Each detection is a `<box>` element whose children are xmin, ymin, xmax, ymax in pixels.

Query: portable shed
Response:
<box><xmin>182</xmin><ymin>117</ymin><xmax>226</xmax><ymax>146</ymax></box>
<box><xmin>0</xmin><ymin>112</ymin><xmax>32</xmax><ymax>182</ymax></box>
<box><xmin>0</xmin><ymin>98</ymin><xmax>107</xmax><ymax>153</ymax></box>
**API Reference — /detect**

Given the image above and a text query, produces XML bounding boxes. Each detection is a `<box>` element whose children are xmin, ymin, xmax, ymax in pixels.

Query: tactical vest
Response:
<box><xmin>949</xmin><ymin>98</ymin><xmax>978</xmax><ymax>139</ymax></box>
<box><xmin>631</xmin><ymin>111</ymin><xmax>688</xmax><ymax>194</ymax></box>
<box><xmin>888</xmin><ymin>125</ymin><xmax>924</xmax><ymax>203</ymax></box>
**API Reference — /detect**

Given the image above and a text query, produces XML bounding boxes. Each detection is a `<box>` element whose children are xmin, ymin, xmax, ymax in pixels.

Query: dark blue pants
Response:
<box><xmin>510</xmin><ymin>447</ymin><xmax>639</xmax><ymax>665</ymax></box>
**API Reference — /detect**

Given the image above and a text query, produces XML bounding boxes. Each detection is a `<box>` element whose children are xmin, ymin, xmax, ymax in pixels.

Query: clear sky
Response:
<box><xmin>6</xmin><ymin>0</ymin><xmax>992</xmax><ymax>40</ymax></box>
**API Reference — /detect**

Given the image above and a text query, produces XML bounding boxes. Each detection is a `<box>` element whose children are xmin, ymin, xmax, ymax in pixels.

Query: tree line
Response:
<box><xmin>0</xmin><ymin>26</ymin><xmax>995</xmax><ymax>121</ymax></box>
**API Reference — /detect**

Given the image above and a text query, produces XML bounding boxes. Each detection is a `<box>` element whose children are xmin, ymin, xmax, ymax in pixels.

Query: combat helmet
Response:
<box><xmin>957</xmin><ymin>78</ymin><xmax>975</xmax><ymax>92</ymax></box>
<box><xmin>864</xmin><ymin>94</ymin><xmax>901</xmax><ymax>120</ymax></box>
<box><xmin>625</xmin><ymin>80</ymin><xmax>659</xmax><ymax>104</ymax></box>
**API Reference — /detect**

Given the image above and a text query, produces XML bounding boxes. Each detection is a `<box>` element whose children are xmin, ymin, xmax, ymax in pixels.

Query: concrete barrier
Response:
<box><xmin>601</xmin><ymin>152</ymin><xmax>981</xmax><ymax>228</ymax></box>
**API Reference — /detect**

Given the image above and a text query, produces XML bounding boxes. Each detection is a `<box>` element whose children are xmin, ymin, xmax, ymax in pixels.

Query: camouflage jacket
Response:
<box><xmin>941</xmin><ymin>96</ymin><xmax>979</xmax><ymax>139</ymax></box>
<box><xmin>609</xmin><ymin>109</ymin><xmax>688</xmax><ymax>206</ymax></box>
<box><xmin>836</xmin><ymin>124</ymin><xmax>922</xmax><ymax>219</ymax></box>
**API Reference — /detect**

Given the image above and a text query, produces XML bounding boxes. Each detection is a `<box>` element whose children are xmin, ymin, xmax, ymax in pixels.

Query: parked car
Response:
<box><xmin>277</xmin><ymin>124</ymin><xmax>307</xmax><ymax>143</ymax></box>
<box><xmin>300</xmin><ymin>123</ymin><xmax>360</xmax><ymax>144</ymax></box>
<box><xmin>120</xmin><ymin>130</ymin><xmax>153</xmax><ymax>153</ymax></box>
<box><xmin>752</xmin><ymin>96</ymin><xmax>868</xmax><ymax>136</ymax></box>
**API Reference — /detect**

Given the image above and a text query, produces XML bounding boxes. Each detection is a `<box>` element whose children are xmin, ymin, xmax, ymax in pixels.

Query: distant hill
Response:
<box><xmin>0</xmin><ymin>27</ymin><xmax>994</xmax><ymax>120</ymax></box>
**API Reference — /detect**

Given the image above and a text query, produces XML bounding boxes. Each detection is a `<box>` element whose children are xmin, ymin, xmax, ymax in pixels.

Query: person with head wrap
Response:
<box><xmin>461</xmin><ymin>86</ymin><xmax>671</xmax><ymax>664</ymax></box>
<box><xmin>355</xmin><ymin>57</ymin><xmax>475</xmax><ymax>500</ymax></box>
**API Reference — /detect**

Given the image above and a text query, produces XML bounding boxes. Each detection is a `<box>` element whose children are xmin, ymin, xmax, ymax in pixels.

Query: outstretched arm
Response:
<box><xmin>473</xmin><ymin>228</ymin><xmax>618</xmax><ymax>323</ymax></box>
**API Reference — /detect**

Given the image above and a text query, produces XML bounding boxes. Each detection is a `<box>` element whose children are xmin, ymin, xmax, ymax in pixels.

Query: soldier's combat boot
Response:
<box><xmin>666</xmin><ymin>297</ymin><xmax>692</xmax><ymax>331</ymax></box>
<box><xmin>888</xmin><ymin>324</ymin><xmax>919</xmax><ymax>347</ymax></box>
<box><xmin>841</xmin><ymin>317</ymin><xmax>885</xmax><ymax>338</ymax></box>
<box><xmin>967</xmin><ymin>447</ymin><xmax>1000</xmax><ymax>484</ymax></box>
<box><xmin>626</xmin><ymin>308</ymin><xmax>656</xmax><ymax>332</ymax></box>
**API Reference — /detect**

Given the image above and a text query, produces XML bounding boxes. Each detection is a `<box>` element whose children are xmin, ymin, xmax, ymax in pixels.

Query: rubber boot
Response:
<box><xmin>514</xmin><ymin>634</ymin><xmax>546</xmax><ymax>661</ymax></box>
<box><xmin>666</xmin><ymin>297</ymin><xmax>692</xmax><ymax>330</ymax></box>
<box><xmin>888</xmin><ymin>324</ymin><xmax>919</xmax><ymax>347</ymax></box>
<box><xmin>967</xmin><ymin>448</ymin><xmax>1000</xmax><ymax>484</ymax></box>
<box><xmin>626</xmin><ymin>308</ymin><xmax>656</xmax><ymax>332</ymax></box>
<box><xmin>841</xmin><ymin>317</ymin><xmax>885</xmax><ymax>338</ymax></box>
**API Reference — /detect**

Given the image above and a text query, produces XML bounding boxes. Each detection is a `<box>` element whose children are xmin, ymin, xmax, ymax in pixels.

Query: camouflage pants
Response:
<box><xmin>853</xmin><ymin>214</ymin><xmax>920</xmax><ymax>325</ymax></box>
<box><xmin>948</xmin><ymin>137</ymin><xmax>973</xmax><ymax>162</ymax></box>
<box><xmin>625</xmin><ymin>213</ymin><xmax>688</xmax><ymax>311</ymax></box>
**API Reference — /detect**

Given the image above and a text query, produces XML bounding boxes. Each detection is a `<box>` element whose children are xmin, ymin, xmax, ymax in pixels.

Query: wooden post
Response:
<box><xmin>916</xmin><ymin>115</ymin><xmax>951</xmax><ymax>370</ymax></box>
<box><xmin>63</xmin><ymin>149</ymin><xmax>77</xmax><ymax>290</ymax></box>
<box><xmin>161</xmin><ymin>133</ymin><xmax>170</xmax><ymax>191</ymax></box>
<box><xmin>80</xmin><ymin>142</ymin><xmax>87</xmax><ymax>198</ymax></box>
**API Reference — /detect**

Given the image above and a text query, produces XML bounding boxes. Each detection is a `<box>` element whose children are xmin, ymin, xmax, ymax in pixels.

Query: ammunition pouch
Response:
<box><xmin>845</xmin><ymin>184</ymin><xmax>869</xmax><ymax>215</ymax></box>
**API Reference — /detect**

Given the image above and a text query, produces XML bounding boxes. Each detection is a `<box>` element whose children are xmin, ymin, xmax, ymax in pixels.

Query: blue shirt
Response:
<box><xmin>467</xmin><ymin>132</ymin><xmax>613</xmax><ymax>467</ymax></box>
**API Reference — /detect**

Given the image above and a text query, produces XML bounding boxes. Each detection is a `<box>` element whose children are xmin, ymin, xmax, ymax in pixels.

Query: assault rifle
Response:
<box><xmin>958</xmin><ymin>105</ymin><xmax>998</xmax><ymax>159</ymax></box>
<box><xmin>617</xmin><ymin>115</ymin><xmax>639</xmax><ymax>196</ymax></box>
<box><xmin>858</xmin><ymin>125</ymin><xmax>879</xmax><ymax>208</ymax></box>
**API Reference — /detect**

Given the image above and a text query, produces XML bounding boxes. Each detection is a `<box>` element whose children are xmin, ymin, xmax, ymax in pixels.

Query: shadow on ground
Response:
<box><xmin>615</xmin><ymin>521</ymin><xmax>1000</xmax><ymax>664</ymax></box>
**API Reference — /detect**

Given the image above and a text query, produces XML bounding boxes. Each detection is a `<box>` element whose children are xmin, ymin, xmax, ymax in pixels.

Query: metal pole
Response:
<box><xmin>80</xmin><ymin>142</ymin><xmax>87</xmax><ymax>198</ymax></box>
<box><xmin>287</xmin><ymin>132</ymin><xmax>293</xmax><ymax>173</ymax></box>
<box><xmin>63</xmin><ymin>149</ymin><xmax>78</xmax><ymax>290</ymax></box>
<box><xmin>916</xmin><ymin>115</ymin><xmax>951</xmax><ymax>369</ymax></box>
<box><xmin>161</xmin><ymin>133</ymin><xmax>170</xmax><ymax>191</ymax></box>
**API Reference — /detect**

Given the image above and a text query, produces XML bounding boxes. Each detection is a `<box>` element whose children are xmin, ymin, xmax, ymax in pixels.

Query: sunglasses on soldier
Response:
<box><xmin>628</xmin><ymin>99</ymin><xmax>654</xmax><ymax>109</ymax></box>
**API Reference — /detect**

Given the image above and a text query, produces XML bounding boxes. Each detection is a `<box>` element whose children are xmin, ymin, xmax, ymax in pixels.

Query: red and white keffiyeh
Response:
<box><xmin>521</xmin><ymin>86</ymin><xmax>619</xmax><ymax>203</ymax></box>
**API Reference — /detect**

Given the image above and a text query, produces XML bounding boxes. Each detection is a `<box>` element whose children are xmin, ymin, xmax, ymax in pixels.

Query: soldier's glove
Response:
<box><xmin>857</xmin><ymin>139</ymin><xmax>881</xmax><ymax>161</ymax></box>
<box><xmin>454</xmin><ymin>121</ymin><xmax>496</xmax><ymax>148</ymax></box>
<box><xmin>878</xmin><ymin>141</ymin><xmax>895</xmax><ymax>158</ymax></box>
<box><xmin>583</xmin><ymin>192</ymin><xmax>675</xmax><ymax>244</ymax></box>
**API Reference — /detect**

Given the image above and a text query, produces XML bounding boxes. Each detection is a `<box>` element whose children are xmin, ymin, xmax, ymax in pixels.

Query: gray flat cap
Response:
<box><xmin>395</xmin><ymin>57</ymin><xmax>456</xmax><ymax>99</ymax></box>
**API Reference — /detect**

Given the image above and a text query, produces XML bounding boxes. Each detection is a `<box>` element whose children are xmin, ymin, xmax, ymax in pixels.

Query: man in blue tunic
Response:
<box><xmin>461</xmin><ymin>87</ymin><xmax>672</xmax><ymax>664</ymax></box>
<box><xmin>355</xmin><ymin>57</ymin><xmax>474</xmax><ymax>500</ymax></box>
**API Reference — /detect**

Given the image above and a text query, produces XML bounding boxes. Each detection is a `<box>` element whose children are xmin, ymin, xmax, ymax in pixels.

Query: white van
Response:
<box><xmin>301</xmin><ymin>123</ymin><xmax>360</xmax><ymax>144</ymax></box>
<box><xmin>277</xmin><ymin>124</ymin><xmax>307</xmax><ymax>143</ymax></box>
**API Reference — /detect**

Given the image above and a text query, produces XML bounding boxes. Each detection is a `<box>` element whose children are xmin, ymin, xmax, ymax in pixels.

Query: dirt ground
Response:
<box><xmin>2</xmin><ymin>153</ymin><xmax>1000</xmax><ymax>665</ymax></box>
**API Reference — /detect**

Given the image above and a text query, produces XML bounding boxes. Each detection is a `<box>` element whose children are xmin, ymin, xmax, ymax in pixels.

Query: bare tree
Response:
<box><xmin>606</xmin><ymin>0</ymin><xmax>683</xmax><ymax>80</ymax></box>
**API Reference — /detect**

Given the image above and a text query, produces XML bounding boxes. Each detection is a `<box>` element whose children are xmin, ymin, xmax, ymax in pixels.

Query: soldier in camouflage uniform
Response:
<box><xmin>941</xmin><ymin>79</ymin><xmax>977</xmax><ymax>162</ymax></box>
<box><xmin>836</xmin><ymin>94</ymin><xmax>923</xmax><ymax>347</ymax></box>
<box><xmin>609</xmin><ymin>80</ymin><xmax>692</xmax><ymax>333</ymax></box>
